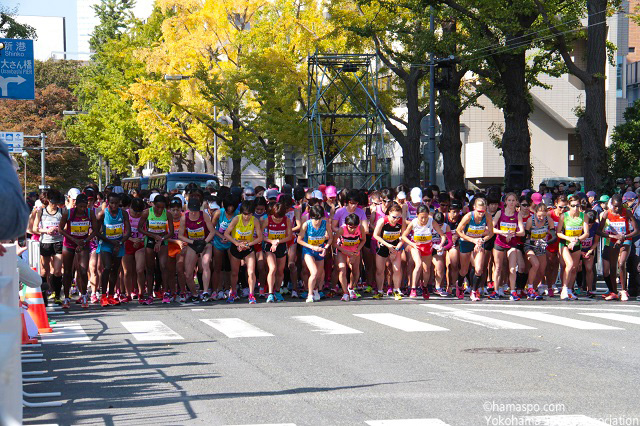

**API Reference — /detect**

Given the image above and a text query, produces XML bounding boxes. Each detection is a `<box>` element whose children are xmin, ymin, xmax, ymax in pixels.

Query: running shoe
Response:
<box><xmin>106</xmin><ymin>295</ymin><xmax>119</xmax><ymax>306</ymax></box>
<box><xmin>62</xmin><ymin>298</ymin><xmax>71</xmax><ymax>309</ymax></box>
<box><xmin>162</xmin><ymin>292</ymin><xmax>171</xmax><ymax>304</ymax></box>
<box><xmin>248</xmin><ymin>294</ymin><xmax>257</xmax><ymax>304</ymax></box>
<box><xmin>470</xmin><ymin>291</ymin><xmax>478</xmax><ymax>302</ymax></box>
<box><xmin>498</xmin><ymin>288</ymin><xmax>506</xmax><ymax>298</ymax></box>
<box><xmin>138</xmin><ymin>295</ymin><xmax>147</xmax><ymax>305</ymax></box>
<box><xmin>319</xmin><ymin>291</ymin><xmax>325</xmax><ymax>299</ymax></box>
<box><xmin>313</xmin><ymin>290</ymin><xmax>321</xmax><ymax>302</ymax></box>
<box><xmin>620</xmin><ymin>290</ymin><xmax>629</xmax><ymax>302</ymax></box>
<box><xmin>341</xmin><ymin>294</ymin><xmax>349</xmax><ymax>302</ymax></box>
<box><xmin>75</xmin><ymin>296</ymin><xmax>82</xmax><ymax>304</ymax></box>
<box><xmin>364</xmin><ymin>285</ymin><xmax>373</xmax><ymax>293</ymax></box>
<box><xmin>435</xmin><ymin>288</ymin><xmax>449</xmax><ymax>297</ymax></box>
<box><xmin>386</xmin><ymin>287</ymin><xmax>393</xmax><ymax>296</ymax></box>
<box><xmin>259</xmin><ymin>287</ymin><xmax>266</xmax><ymax>298</ymax></box>
<box><xmin>422</xmin><ymin>287</ymin><xmax>430</xmax><ymax>300</ymax></box>
<box><xmin>131</xmin><ymin>291</ymin><xmax>139</xmax><ymax>300</ymax></box>
<box><xmin>53</xmin><ymin>297</ymin><xmax>63</xmax><ymax>305</ymax></box>
<box><xmin>487</xmin><ymin>281</ymin><xmax>494</xmax><ymax>290</ymax></box>
<box><xmin>177</xmin><ymin>293</ymin><xmax>186</xmax><ymax>303</ymax></box>
<box><xmin>348</xmin><ymin>289</ymin><xmax>357</xmax><ymax>300</ymax></box>
<box><xmin>81</xmin><ymin>294</ymin><xmax>89</xmax><ymax>309</ymax></box>
<box><xmin>227</xmin><ymin>292</ymin><xmax>236</xmax><ymax>303</ymax></box>
<box><xmin>290</xmin><ymin>290</ymin><xmax>299</xmax><ymax>299</ymax></box>
<box><xmin>70</xmin><ymin>284</ymin><xmax>78</xmax><ymax>296</ymax></box>
<box><xmin>586</xmin><ymin>291</ymin><xmax>596</xmax><ymax>299</ymax></box>
<box><xmin>280</xmin><ymin>287</ymin><xmax>290</xmax><ymax>295</ymax></box>
<box><xmin>526</xmin><ymin>289</ymin><xmax>537</xmax><ymax>300</ymax></box>
<box><xmin>394</xmin><ymin>290</ymin><xmax>403</xmax><ymax>301</ymax></box>
<box><xmin>372</xmin><ymin>292</ymin><xmax>383</xmax><ymax>300</ymax></box>
<box><xmin>153</xmin><ymin>291</ymin><xmax>162</xmax><ymax>299</ymax></box>
<box><xmin>216</xmin><ymin>291</ymin><xmax>224</xmax><ymax>300</ymax></box>
<box><xmin>301</xmin><ymin>292</ymin><xmax>308</xmax><ymax>299</ymax></box>
<box><xmin>200</xmin><ymin>292</ymin><xmax>210</xmax><ymax>303</ymax></box>
<box><xmin>510</xmin><ymin>291</ymin><xmax>520</xmax><ymax>301</ymax></box>
<box><xmin>566</xmin><ymin>291</ymin><xmax>578</xmax><ymax>301</ymax></box>
<box><xmin>456</xmin><ymin>286</ymin><xmax>464</xmax><ymax>299</ymax></box>
<box><xmin>574</xmin><ymin>288</ymin><xmax>582</xmax><ymax>296</ymax></box>
<box><xmin>306</xmin><ymin>296</ymin><xmax>314</xmax><ymax>303</ymax></box>
<box><xmin>241</xmin><ymin>288</ymin><xmax>250</xmax><ymax>298</ymax></box>
<box><xmin>537</xmin><ymin>284</ymin><xmax>547</xmax><ymax>296</ymax></box>
<box><xmin>274</xmin><ymin>292</ymin><xmax>285</xmax><ymax>302</ymax></box>
<box><xmin>560</xmin><ymin>287</ymin><xmax>569</xmax><ymax>300</ymax></box>
<box><xmin>100</xmin><ymin>294</ymin><xmax>109</xmax><ymax>307</ymax></box>
<box><xmin>266</xmin><ymin>294</ymin><xmax>275</xmax><ymax>303</ymax></box>
<box><xmin>145</xmin><ymin>295</ymin><xmax>154</xmax><ymax>305</ymax></box>
<box><xmin>488</xmin><ymin>291</ymin><xmax>499</xmax><ymax>300</ymax></box>
<box><xmin>409</xmin><ymin>289</ymin><xmax>418</xmax><ymax>298</ymax></box>
<box><xmin>120</xmin><ymin>295</ymin><xmax>131</xmax><ymax>304</ymax></box>
<box><xmin>210</xmin><ymin>291</ymin><xmax>219</xmax><ymax>301</ymax></box>
<box><xmin>547</xmin><ymin>287</ymin><xmax>554</xmax><ymax>297</ymax></box>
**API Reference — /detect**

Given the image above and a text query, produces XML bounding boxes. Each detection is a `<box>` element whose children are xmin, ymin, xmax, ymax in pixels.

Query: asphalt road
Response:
<box><xmin>22</xmin><ymin>294</ymin><xmax>640</xmax><ymax>426</ymax></box>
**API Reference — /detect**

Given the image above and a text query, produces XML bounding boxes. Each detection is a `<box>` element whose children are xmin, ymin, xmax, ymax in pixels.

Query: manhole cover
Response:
<box><xmin>463</xmin><ymin>347</ymin><xmax>540</xmax><ymax>354</ymax></box>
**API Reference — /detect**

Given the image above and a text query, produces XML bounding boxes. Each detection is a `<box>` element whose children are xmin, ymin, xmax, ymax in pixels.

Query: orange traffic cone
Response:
<box><xmin>24</xmin><ymin>285</ymin><xmax>53</xmax><ymax>333</ymax></box>
<box><xmin>21</xmin><ymin>302</ymin><xmax>38</xmax><ymax>344</ymax></box>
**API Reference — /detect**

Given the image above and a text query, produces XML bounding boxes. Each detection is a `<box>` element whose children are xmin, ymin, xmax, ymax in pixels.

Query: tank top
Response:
<box><xmin>340</xmin><ymin>224</ymin><xmax>361</xmax><ymax>252</ymax></box>
<box><xmin>265</xmin><ymin>216</ymin><xmax>287</xmax><ymax>241</ymax></box>
<box><xmin>304</xmin><ymin>219</ymin><xmax>327</xmax><ymax>246</ymax></box>
<box><xmin>432</xmin><ymin>222</ymin><xmax>447</xmax><ymax>246</ymax></box>
<box><xmin>496</xmin><ymin>209</ymin><xmax>518</xmax><ymax>248</ymax></box>
<box><xmin>380</xmin><ymin>216</ymin><xmax>402</xmax><ymax>244</ymax></box>
<box><xmin>103</xmin><ymin>208</ymin><xmax>124</xmax><ymax>241</ymax></box>
<box><xmin>40</xmin><ymin>206</ymin><xmax>63</xmax><ymax>244</ymax></box>
<box><xmin>464</xmin><ymin>213</ymin><xmax>486</xmax><ymax>238</ymax></box>
<box><xmin>562</xmin><ymin>212</ymin><xmax>584</xmax><ymax>246</ymax></box>
<box><xmin>148</xmin><ymin>208</ymin><xmax>168</xmax><ymax>234</ymax></box>
<box><xmin>128</xmin><ymin>210</ymin><xmax>142</xmax><ymax>239</ymax></box>
<box><xmin>530</xmin><ymin>215</ymin><xmax>549</xmax><ymax>241</ymax></box>
<box><xmin>445</xmin><ymin>212</ymin><xmax>461</xmax><ymax>231</ymax></box>
<box><xmin>172</xmin><ymin>219</ymin><xmax>181</xmax><ymax>239</ymax></box>
<box><xmin>411</xmin><ymin>216</ymin><xmax>434</xmax><ymax>245</ymax></box>
<box><xmin>214</xmin><ymin>211</ymin><xmax>234</xmax><ymax>249</ymax></box>
<box><xmin>406</xmin><ymin>202</ymin><xmax>419</xmax><ymax>221</ymax></box>
<box><xmin>582</xmin><ymin>222</ymin><xmax>598</xmax><ymax>250</ymax></box>
<box><xmin>605</xmin><ymin>210</ymin><xmax>630</xmax><ymax>240</ymax></box>
<box><xmin>185</xmin><ymin>211</ymin><xmax>208</xmax><ymax>241</ymax></box>
<box><xmin>233</xmin><ymin>216</ymin><xmax>255</xmax><ymax>242</ymax></box>
<box><xmin>63</xmin><ymin>207</ymin><xmax>90</xmax><ymax>248</ymax></box>
<box><xmin>517</xmin><ymin>212</ymin><xmax>531</xmax><ymax>244</ymax></box>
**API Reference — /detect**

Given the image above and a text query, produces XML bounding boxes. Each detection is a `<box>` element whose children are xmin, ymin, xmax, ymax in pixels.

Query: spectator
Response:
<box><xmin>0</xmin><ymin>141</ymin><xmax>29</xmax><ymax>242</ymax></box>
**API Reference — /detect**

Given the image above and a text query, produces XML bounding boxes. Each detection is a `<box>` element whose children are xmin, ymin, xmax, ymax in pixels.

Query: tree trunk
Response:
<box><xmin>498</xmin><ymin>51</ymin><xmax>532</xmax><ymax>190</ymax></box>
<box><xmin>230</xmin><ymin>118</ymin><xmax>242</xmax><ymax>187</ymax></box>
<box><xmin>438</xmin><ymin>68</ymin><xmax>465</xmax><ymax>190</ymax></box>
<box><xmin>402</xmin><ymin>71</ymin><xmax>423</xmax><ymax>187</ymax></box>
<box><xmin>579</xmin><ymin>0</ymin><xmax>608</xmax><ymax>191</ymax></box>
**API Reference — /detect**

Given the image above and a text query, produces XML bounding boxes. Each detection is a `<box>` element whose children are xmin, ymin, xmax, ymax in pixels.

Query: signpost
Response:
<box><xmin>0</xmin><ymin>131</ymin><xmax>23</xmax><ymax>153</ymax></box>
<box><xmin>0</xmin><ymin>38</ymin><xmax>35</xmax><ymax>100</ymax></box>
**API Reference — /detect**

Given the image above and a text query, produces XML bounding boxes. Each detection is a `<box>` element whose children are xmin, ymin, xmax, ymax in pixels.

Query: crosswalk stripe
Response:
<box><xmin>354</xmin><ymin>313</ymin><xmax>449</xmax><ymax>332</ymax></box>
<box><xmin>292</xmin><ymin>315</ymin><xmax>363</xmax><ymax>335</ymax></box>
<box><xmin>42</xmin><ymin>322</ymin><xmax>90</xmax><ymax>343</ymax></box>
<box><xmin>524</xmin><ymin>415</ymin><xmax>608</xmax><ymax>425</ymax></box>
<box><xmin>224</xmin><ymin>424</ymin><xmax>297</xmax><ymax>426</ymax></box>
<box><xmin>421</xmin><ymin>304</ymin><xmax>535</xmax><ymax>330</ymax></box>
<box><xmin>121</xmin><ymin>321</ymin><xmax>184</xmax><ymax>341</ymax></box>
<box><xmin>458</xmin><ymin>304</ymin><xmax>640</xmax><ymax>312</ymax></box>
<box><xmin>495</xmin><ymin>311</ymin><xmax>624</xmax><ymax>330</ymax></box>
<box><xmin>366</xmin><ymin>419</ymin><xmax>451</xmax><ymax>426</ymax></box>
<box><xmin>579</xmin><ymin>312</ymin><xmax>640</xmax><ymax>325</ymax></box>
<box><xmin>201</xmin><ymin>318</ymin><xmax>274</xmax><ymax>338</ymax></box>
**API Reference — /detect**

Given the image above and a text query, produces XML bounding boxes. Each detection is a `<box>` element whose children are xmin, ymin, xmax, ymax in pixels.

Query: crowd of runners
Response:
<box><xmin>25</xmin><ymin>178</ymin><xmax>640</xmax><ymax>308</ymax></box>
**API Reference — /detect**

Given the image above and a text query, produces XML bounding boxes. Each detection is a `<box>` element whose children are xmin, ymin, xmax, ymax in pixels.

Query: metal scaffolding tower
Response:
<box><xmin>306</xmin><ymin>53</ymin><xmax>387</xmax><ymax>189</ymax></box>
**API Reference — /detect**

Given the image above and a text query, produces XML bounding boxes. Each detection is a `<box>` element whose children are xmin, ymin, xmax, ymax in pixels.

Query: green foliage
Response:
<box><xmin>0</xmin><ymin>6</ymin><xmax>37</xmax><ymax>39</ymax></box>
<box><xmin>89</xmin><ymin>0</ymin><xmax>136</xmax><ymax>52</ymax></box>
<box><xmin>608</xmin><ymin>100</ymin><xmax>640</xmax><ymax>179</ymax></box>
<box><xmin>35</xmin><ymin>59</ymin><xmax>84</xmax><ymax>90</ymax></box>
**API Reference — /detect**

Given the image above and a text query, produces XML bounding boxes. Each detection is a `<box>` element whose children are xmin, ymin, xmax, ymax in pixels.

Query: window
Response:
<box><xmin>617</xmin><ymin>55</ymin><xmax>624</xmax><ymax>98</ymax></box>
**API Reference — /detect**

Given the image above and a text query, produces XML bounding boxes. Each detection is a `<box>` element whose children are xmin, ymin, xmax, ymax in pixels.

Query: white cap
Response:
<box><xmin>410</xmin><ymin>187</ymin><xmax>422</xmax><ymax>204</ymax></box>
<box><xmin>149</xmin><ymin>192</ymin><xmax>160</xmax><ymax>202</ymax></box>
<box><xmin>173</xmin><ymin>194</ymin><xmax>186</xmax><ymax>205</ymax></box>
<box><xmin>397</xmin><ymin>191</ymin><xmax>406</xmax><ymax>200</ymax></box>
<box><xmin>112</xmin><ymin>185</ymin><xmax>124</xmax><ymax>194</ymax></box>
<box><xmin>67</xmin><ymin>188</ymin><xmax>81</xmax><ymax>200</ymax></box>
<box><xmin>311</xmin><ymin>190</ymin><xmax>323</xmax><ymax>200</ymax></box>
<box><xmin>34</xmin><ymin>200</ymin><xmax>43</xmax><ymax>209</ymax></box>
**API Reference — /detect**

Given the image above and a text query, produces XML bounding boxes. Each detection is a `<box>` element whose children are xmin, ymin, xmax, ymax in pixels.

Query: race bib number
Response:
<box><xmin>105</xmin><ymin>223</ymin><xmax>124</xmax><ymax>240</ymax></box>
<box><xmin>343</xmin><ymin>237</ymin><xmax>360</xmax><ymax>247</ymax></box>
<box><xmin>149</xmin><ymin>219</ymin><xmax>166</xmax><ymax>233</ymax></box>
<box><xmin>236</xmin><ymin>230</ymin><xmax>252</xmax><ymax>241</ymax></box>
<box><xmin>414</xmin><ymin>233</ymin><xmax>432</xmax><ymax>244</ymax></box>
<box><xmin>608</xmin><ymin>221</ymin><xmax>626</xmax><ymax>235</ymax></box>
<box><xmin>308</xmin><ymin>237</ymin><xmax>325</xmax><ymax>246</ymax></box>
<box><xmin>188</xmin><ymin>227</ymin><xmax>205</xmax><ymax>240</ymax></box>
<box><xmin>466</xmin><ymin>225</ymin><xmax>484</xmax><ymax>237</ymax></box>
<box><xmin>382</xmin><ymin>230</ymin><xmax>400</xmax><ymax>242</ymax></box>
<box><xmin>531</xmin><ymin>230</ymin><xmax>547</xmax><ymax>240</ymax></box>
<box><xmin>70</xmin><ymin>221</ymin><xmax>90</xmax><ymax>236</ymax></box>
<box><xmin>582</xmin><ymin>237</ymin><xmax>593</xmax><ymax>248</ymax></box>
<box><xmin>268</xmin><ymin>230</ymin><xmax>286</xmax><ymax>240</ymax></box>
<box><xmin>565</xmin><ymin>225</ymin><xmax>582</xmax><ymax>237</ymax></box>
<box><xmin>499</xmin><ymin>222</ymin><xmax>516</xmax><ymax>233</ymax></box>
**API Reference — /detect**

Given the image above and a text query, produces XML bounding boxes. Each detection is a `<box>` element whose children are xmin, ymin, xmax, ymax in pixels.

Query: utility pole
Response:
<box><xmin>40</xmin><ymin>132</ymin><xmax>46</xmax><ymax>188</ymax></box>
<box><xmin>98</xmin><ymin>155</ymin><xmax>103</xmax><ymax>191</ymax></box>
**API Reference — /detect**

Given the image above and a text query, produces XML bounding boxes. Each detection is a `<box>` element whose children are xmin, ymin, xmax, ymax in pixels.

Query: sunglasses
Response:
<box><xmin>570</xmin><ymin>204</ymin><xmax>579</xmax><ymax>208</ymax></box>
<box><xmin>520</xmin><ymin>203</ymin><xmax>530</xmax><ymax>207</ymax></box>
<box><xmin>390</xmin><ymin>215</ymin><xmax>402</xmax><ymax>219</ymax></box>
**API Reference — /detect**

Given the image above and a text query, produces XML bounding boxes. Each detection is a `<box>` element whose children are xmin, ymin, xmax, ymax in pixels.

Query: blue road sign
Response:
<box><xmin>0</xmin><ymin>38</ymin><xmax>34</xmax><ymax>100</ymax></box>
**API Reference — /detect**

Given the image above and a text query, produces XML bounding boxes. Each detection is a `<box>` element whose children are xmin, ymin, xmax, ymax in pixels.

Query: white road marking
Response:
<box><xmin>366</xmin><ymin>419</ymin><xmax>451</xmax><ymax>426</ymax></box>
<box><xmin>191</xmin><ymin>309</ymin><xmax>205</xmax><ymax>311</ymax></box>
<box><xmin>41</xmin><ymin>322</ymin><xmax>90</xmax><ymax>343</ymax></box>
<box><xmin>225</xmin><ymin>424</ymin><xmax>297</xmax><ymax>426</ymax></box>
<box><xmin>200</xmin><ymin>318</ymin><xmax>274</xmax><ymax>338</ymax></box>
<box><xmin>456</xmin><ymin>303</ymin><xmax>640</xmax><ymax>312</ymax></box>
<box><xmin>579</xmin><ymin>312</ymin><xmax>640</xmax><ymax>325</ymax></box>
<box><xmin>121</xmin><ymin>321</ymin><xmax>184</xmax><ymax>341</ymax></box>
<box><xmin>292</xmin><ymin>315</ymin><xmax>363</xmax><ymax>335</ymax></box>
<box><xmin>524</xmin><ymin>415</ymin><xmax>608</xmax><ymax>425</ymax></box>
<box><xmin>494</xmin><ymin>311</ymin><xmax>623</xmax><ymax>330</ymax></box>
<box><xmin>421</xmin><ymin>304</ymin><xmax>535</xmax><ymax>330</ymax></box>
<box><xmin>354</xmin><ymin>313</ymin><xmax>449</xmax><ymax>332</ymax></box>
